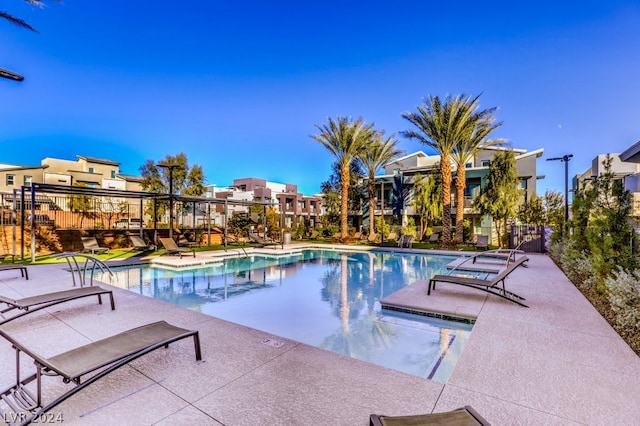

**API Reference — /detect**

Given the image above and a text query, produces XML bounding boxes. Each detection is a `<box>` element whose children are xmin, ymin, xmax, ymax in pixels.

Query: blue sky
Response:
<box><xmin>2</xmin><ymin>1</ymin><xmax>639</xmax><ymax>196</ymax></box>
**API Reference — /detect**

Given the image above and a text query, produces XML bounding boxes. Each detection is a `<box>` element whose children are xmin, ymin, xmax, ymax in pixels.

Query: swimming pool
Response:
<box><xmin>100</xmin><ymin>249</ymin><xmax>473</xmax><ymax>383</ymax></box>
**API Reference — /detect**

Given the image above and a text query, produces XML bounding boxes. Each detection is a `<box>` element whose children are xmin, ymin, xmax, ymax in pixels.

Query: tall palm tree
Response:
<box><xmin>1</xmin><ymin>1</ymin><xmax>48</xmax><ymax>82</ymax></box>
<box><xmin>451</xmin><ymin>99</ymin><xmax>505</xmax><ymax>243</ymax></box>
<box><xmin>401</xmin><ymin>95</ymin><xmax>477</xmax><ymax>246</ymax></box>
<box><xmin>312</xmin><ymin>116</ymin><xmax>376</xmax><ymax>239</ymax></box>
<box><xmin>357</xmin><ymin>132</ymin><xmax>403</xmax><ymax>237</ymax></box>
<box><xmin>1</xmin><ymin>1</ymin><xmax>45</xmax><ymax>32</ymax></box>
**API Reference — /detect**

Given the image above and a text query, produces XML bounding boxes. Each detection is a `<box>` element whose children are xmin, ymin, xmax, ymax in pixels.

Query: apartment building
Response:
<box><xmin>364</xmin><ymin>147</ymin><xmax>544</xmax><ymax>239</ymax></box>
<box><xmin>206</xmin><ymin>178</ymin><xmax>323</xmax><ymax>229</ymax></box>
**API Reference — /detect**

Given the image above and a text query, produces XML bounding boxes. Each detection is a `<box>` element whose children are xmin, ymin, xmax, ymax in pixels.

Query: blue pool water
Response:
<box><xmin>101</xmin><ymin>249</ymin><xmax>473</xmax><ymax>383</ymax></box>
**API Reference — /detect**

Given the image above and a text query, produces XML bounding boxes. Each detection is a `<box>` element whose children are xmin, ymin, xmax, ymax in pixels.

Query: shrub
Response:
<box><xmin>606</xmin><ymin>267</ymin><xmax>640</xmax><ymax>336</ymax></box>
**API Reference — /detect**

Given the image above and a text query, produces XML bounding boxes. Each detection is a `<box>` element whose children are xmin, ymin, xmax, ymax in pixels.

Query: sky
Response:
<box><xmin>1</xmin><ymin>1</ymin><xmax>640</xmax><ymax>197</ymax></box>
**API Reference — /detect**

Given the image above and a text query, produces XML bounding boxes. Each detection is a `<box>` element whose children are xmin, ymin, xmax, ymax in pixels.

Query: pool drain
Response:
<box><xmin>261</xmin><ymin>338</ymin><xmax>284</xmax><ymax>348</ymax></box>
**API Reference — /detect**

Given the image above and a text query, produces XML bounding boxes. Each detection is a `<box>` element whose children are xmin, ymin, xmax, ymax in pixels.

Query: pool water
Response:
<box><xmin>101</xmin><ymin>249</ymin><xmax>473</xmax><ymax>383</ymax></box>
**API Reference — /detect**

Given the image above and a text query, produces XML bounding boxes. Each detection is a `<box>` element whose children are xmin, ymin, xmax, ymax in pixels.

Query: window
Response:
<box><xmin>111</xmin><ymin>170</ymin><xmax>116</xmax><ymax>178</ymax></box>
<box><xmin>465</xmin><ymin>162</ymin><xmax>473</xmax><ymax>168</ymax></box>
<box><xmin>6</xmin><ymin>175</ymin><xmax>14</xmax><ymax>186</ymax></box>
<box><xmin>88</xmin><ymin>167</ymin><xmax>94</xmax><ymax>173</ymax></box>
<box><xmin>481</xmin><ymin>160</ymin><xmax>490</xmax><ymax>167</ymax></box>
<box><xmin>24</xmin><ymin>176</ymin><xmax>32</xmax><ymax>185</ymax></box>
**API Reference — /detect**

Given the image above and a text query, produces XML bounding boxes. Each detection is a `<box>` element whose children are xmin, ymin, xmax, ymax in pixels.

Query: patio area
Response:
<box><xmin>1</xmin><ymin>248</ymin><xmax>639</xmax><ymax>425</ymax></box>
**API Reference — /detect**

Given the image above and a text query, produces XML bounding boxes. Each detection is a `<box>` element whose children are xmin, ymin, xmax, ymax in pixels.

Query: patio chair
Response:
<box><xmin>178</xmin><ymin>235</ymin><xmax>199</xmax><ymax>248</ymax></box>
<box><xmin>81</xmin><ymin>237</ymin><xmax>109</xmax><ymax>255</ymax></box>
<box><xmin>367</xmin><ymin>233</ymin><xmax>378</xmax><ymax>243</ymax></box>
<box><xmin>428</xmin><ymin>233</ymin><xmax>439</xmax><ymax>243</ymax></box>
<box><xmin>129</xmin><ymin>235</ymin><xmax>154</xmax><ymax>251</ymax></box>
<box><xmin>475</xmin><ymin>235</ymin><xmax>489</xmax><ymax>250</ymax></box>
<box><xmin>397</xmin><ymin>235</ymin><xmax>413</xmax><ymax>248</ymax></box>
<box><xmin>428</xmin><ymin>255</ymin><xmax>529</xmax><ymax>307</ymax></box>
<box><xmin>0</xmin><ymin>320</ymin><xmax>201</xmax><ymax>424</ymax></box>
<box><xmin>248</xmin><ymin>232</ymin><xmax>280</xmax><ymax>248</ymax></box>
<box><xmin>370</xmin><ymin>405</ymin><xmax>490</xmax><ymax>426</ymax></box>
<box><xmin>386</xmin><ymin>232</ymin><xmax>398</xmax><ymax>243</ymax></box>
<box><xmin>471</xmin><ymin>249</ymin><xmax>528</xmax><ymax>267</ymax></box>
<box><xmin>0</xmin><ymin>286</ymin><xmax>115</xmax><ymax>325</ymax></box>
<box><xmin>0</xmin><ymin>264</ymin><xmax>29</xmax><ymax>280</ymax></box>
<box><xmin>159</xmin><ymin>237</ymin><xmax>195</xmax><ymax>258</ymax></box>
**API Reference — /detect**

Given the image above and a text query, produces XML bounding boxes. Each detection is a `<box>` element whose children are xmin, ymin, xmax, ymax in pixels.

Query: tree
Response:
<box><xmin>450</xmin><ymin>96</ymin><xmax>504</xmax><ymax>244</ymax></box>
<box><xmin>401</xmin><ymin>94</ymin><xmax>487</xmax><ymax>246</ymax></box>
<box><xmin>543</xmin><ymin>190</ymin><xmax>565</xmax><ymax>242</ymax></box>
<box><xmin>412</xmin><ymin>172</ymin><xmax>442</xmax><ymax>240</ymax></box>
<box><xmin>1</xmin><ymin>1</ymin><xmax>46</xmax><ymax>32</ymax></box>
<box><xmin>67</xmin><ymin>183</ymin><xmax>94</xmax><ymax>229</ymax></box>
<box><xmin>357</xmin><ymin>134</ymin><xmax>403</xmax><ymax>236</ymax></box>
<box><xmin>517</xmin><ymin>194</ymin><xmax>545</xmax><ymax>226</ymax></box>
<box><xmin>311</xmin><ymin>117</ymin><xmax>376</xmax><ymax>239</ymax></box>
<box><xmin>474</xmin><ymin>149</ymin><xmax>521</xmax><ymax>248</ymax></box>
<box><xmin>139</xmin><ymin>153</ymin><xmax>206</xmax><ymax>222</ymax></box>
<box><xmin>320</xmin><ymin>160</ymin><xmax>364</xmax><ymax>234</ymax></box>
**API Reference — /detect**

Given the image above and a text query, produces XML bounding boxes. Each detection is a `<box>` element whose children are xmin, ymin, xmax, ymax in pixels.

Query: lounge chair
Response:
<box><xmin>248</xmin><ymin>232</ymin><xmax>280</xmax><ymax>248</ymax></box>
<box><xmin>471</xmin><ymin>249</ymin><xmax>528</xmax><ymax>266</ymax></box>
<box><xmin>0</xmin><ymin>320</ymin><xmax>201</xmax><ymax>424</ymax></box>
<box><xmin>475</xmin><ymin>235</ymin><xmax>489</xmax><ymax>250</ymax></box>
<box><xmin>367</xmin><ymin>233</ymin><xmax>378</xmax><ymax>244</ymax></box>
<box><xmin>386</xmin><ymin>232</ymin><xmax>398</xmax><ymax>243</ymax></box>
<box><xmin>428</xmin><ymin>233</ymin><xmax>439</xmax><ymax>243</ymax></box>
<box><xmin>159</xmin><ymin>237</ymin><xmax>195</xmax><ymax>258</ymax></box>
<box><xmin>428</xmin><ymin>256</ymin><xmax>529</xmax><ymax>307</ymax></box>
<box><xmin>178</xmin><ymin>235</ymin><xmax>199</xmax><ymax>248</ymax></box>
<box><xmin>0</xmin><ymin>253</ymin><xmax>16</xmax><ymax>263</ymax></box>
<box><xmin>129</xmin><ymin>235</ymin><xmax>154</xmax><ymax>251</ymax></box>
<box><xmin>81</xmin><ymin>237</ymin><xmax>109</xmax><ymax>255</ymax></box>
<box><xmin>0</xmin><ymin>264</ymin><xmax>29</xmax><ymax>280</ymax></box>
<box><xmin>397</xmin><ymin>235</ymin><xmax>413</xmax><ymax>248</ymax></box>
<box><xmin>370</xmin><ymin>405</ymin><xmax>490</xmax><ymax>426</ymax></box>
<box><xmin>0</xmin><ymin>286</ymin><xmax>115</xmax><ymax>325</ymax></box>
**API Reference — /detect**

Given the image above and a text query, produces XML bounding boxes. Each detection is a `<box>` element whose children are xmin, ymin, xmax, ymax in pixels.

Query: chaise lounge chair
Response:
<box><xmin>428</xmin><ymin>233</ymin><xmax>440</xmax><ymax>243</ymax></box>
<box><xmin>248</xmin><ymin>232</ymin><xmax>280</xmax><ymax>248</ymax></box>
<box><xmin>370</xmin><ymin>405</ymin><xmax>490</xmax><ymax>426</ymax></box>
<box><xmin>81</xmin><ymin>237</ymin><xmax>109</xmax><ymax>255</ymax></box>
<box><xmin>0</xmin><ymin>320</ymin><xmax>201</xmax><ymax>425</ymax></box>
<box><xmin>129</xmin><ymin>235</ymin><xmax>154</xmax><ymax>251</ymax></box>
<box><xmin>0</xmin><ymin>264</ymin><xmax>29</xmax><ymax>280</ymax></box>
<box><xmin>471</xmin><ymin>249</ymin><xmax>528</xmax><ymax>266</ymax></box>
<box><xmin>0</xmin><ymin>286</ymin><xmax>115</xmax><ymax>325</ymax></box>
<box><xmin>159</xmin><ymin>237</ymin><xmax>195</xmax><ymax>258</ymax></box>
<box><xmin>475</xmin><ymin>235</ymin><xmax>489</xmax><ymax>250</ymax></box>
<box><xmin>428</xmin><ymin>255</ymin><xmax>529</xmax><ymax>307</ymax></box>
<box><xmin>397</xmin><ymin>235</ymin><xmax>414</xmax><ymax>248</ymax></box>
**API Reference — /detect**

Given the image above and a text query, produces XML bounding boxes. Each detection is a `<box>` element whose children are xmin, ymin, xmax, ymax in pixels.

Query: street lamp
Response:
<box><xmin>547</xmin><ymin>154</ymin><xmax>573</xmax><ymax>230</ymax></box>
<box><xmin>157</xmin><ymin>163</ymin><xmax>183</xmax><ymax>240</ymax></box>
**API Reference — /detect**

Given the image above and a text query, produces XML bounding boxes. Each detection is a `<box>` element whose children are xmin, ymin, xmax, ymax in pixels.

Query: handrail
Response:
<box><xmin>51</xmin><ymin>252</ymin><xmax>114</xmax><ymax>287</ymax></box>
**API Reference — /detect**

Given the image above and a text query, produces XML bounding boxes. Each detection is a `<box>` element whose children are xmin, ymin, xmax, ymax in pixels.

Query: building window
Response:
<box><xmin>24</xmin><ymin>176</ymin><xmax>32</xmax><ymax>185</ymax></box>
<box><xmin>111</xmin><ymin>170</ymin><xmax>116</xmax><ymax>178</ymax></box>
<box><xmin>481</xmin><ymin>160</ymin><xmax>490</xmax><ymax>167</ymax></box>
<box><xmin>520</xmin><ymin>180</ymin><xmax>527</xmax><ymax>189</ymax></box>
<box><xmin>6</xmin><ymin>175</ymin><xmax>14</xmax><ymax>186</ymax></box>
<box><xmin>88</xmin><ymin>167</ymin><xmax>94</xmax><ymax>173</ymax></box>
<box><xmin>465</xmin><ymin>162</ymin><xmax>473</xmax><ymax>168</ymax></box>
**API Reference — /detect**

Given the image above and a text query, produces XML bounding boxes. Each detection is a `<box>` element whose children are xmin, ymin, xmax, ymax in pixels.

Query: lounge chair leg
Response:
<box><xmin>193</xmin><ymin>332</ymin><xmax>202</xmax><ymax>361</ymax></box>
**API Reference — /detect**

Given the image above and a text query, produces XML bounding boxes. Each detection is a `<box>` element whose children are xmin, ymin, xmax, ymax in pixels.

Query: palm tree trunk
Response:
<box><xmin>340</xmin><ymin>163</ymin><xmax>350</xmax><ymax>239</ymax></box>
<box><xmin>441</xmin><ymin>154</ymin><xmax>452</xmax><ymax>246</ymax></box>
<box><xmin>455</xmin><ymin>166</ymin><xmax>466</xmax><ymax>244</ymax></box>
<box><xmin>368</xmin><ymin>177</ymin><xmax>376</xmax><ymax>236</ymax></box>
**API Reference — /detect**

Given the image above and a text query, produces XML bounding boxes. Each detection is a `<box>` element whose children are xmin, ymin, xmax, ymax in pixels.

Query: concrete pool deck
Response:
<box><xmin>0</xmin><ymin>247</ymin><xmax>639</xmax><ymax>425</ymax></box>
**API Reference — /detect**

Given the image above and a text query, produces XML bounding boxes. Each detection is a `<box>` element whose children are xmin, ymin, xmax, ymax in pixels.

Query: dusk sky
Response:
<box><xmin>2</xmin><ymin>1</ymin><xmax>639</xmax><ymax>196</ymax></box>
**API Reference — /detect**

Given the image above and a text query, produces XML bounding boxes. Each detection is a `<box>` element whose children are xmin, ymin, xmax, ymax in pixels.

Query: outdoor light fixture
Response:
<box><xmin>157</xmin><ymin>163</ymin><xmax>183</xmax><ymax>240</ymax></box>
<box><xmin>546</xmin><ymin>154</ymin><xmax>573</xmax><ymax>229</ymax></box>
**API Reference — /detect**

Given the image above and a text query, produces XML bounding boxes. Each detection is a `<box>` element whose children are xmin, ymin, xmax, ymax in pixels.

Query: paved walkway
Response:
<box><xmin>0</xmin><ymin>248</ymin><xmax>638</xmax><ymax>425</ymax></box>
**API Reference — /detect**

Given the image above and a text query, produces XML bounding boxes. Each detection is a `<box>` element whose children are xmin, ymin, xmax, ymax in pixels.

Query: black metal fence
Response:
<box><xmin>509</xmin><ymin>225</ymin><xmax>546</xmax><ymax>253</ymax></box>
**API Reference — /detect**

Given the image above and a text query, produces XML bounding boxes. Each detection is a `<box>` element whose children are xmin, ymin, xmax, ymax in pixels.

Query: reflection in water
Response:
<box><xmin>98</xmin><ymin>249</ymin><xmax>471</xmax><ymax>382</ymax></box>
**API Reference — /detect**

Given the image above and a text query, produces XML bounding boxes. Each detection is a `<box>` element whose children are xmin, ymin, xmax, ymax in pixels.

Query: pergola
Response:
<box><xmin>16</xmin><ymin>183</ymin><xmax>276</xmax><ymax>262</ymax></box>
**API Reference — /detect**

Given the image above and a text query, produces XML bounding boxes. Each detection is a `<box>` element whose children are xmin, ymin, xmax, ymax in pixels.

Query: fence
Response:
<box><xmin>509</xmin><ymin>225</ymin><xmax>546</xmax><ymax>253</ymax></box>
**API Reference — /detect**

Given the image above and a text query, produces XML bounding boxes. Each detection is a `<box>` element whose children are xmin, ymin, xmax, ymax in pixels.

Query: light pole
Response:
<box><xmin>547</xmin><ymin>154</ymin><xmax>573</xmax><ymax>231</ymax></box>
<box><xmin>157</xmin><ymin>163</ymin><xmax>183</xmax><ymax>240</ymax></box>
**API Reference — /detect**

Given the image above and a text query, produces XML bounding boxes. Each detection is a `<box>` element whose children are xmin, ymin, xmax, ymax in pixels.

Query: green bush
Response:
<box><xmin>606</xmin><ymin>267</ymin><xmax>640</xmax><ymax>336</ymax></box>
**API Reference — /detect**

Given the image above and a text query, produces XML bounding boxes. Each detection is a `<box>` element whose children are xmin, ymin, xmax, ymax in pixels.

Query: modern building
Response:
<box><xmin>206</xmin><ymin>178</ymin><xmax>324</xmax><ymax>229</ymax></box>
<box><xmin>363</xmin><ymin>146</ymin><xmax>544</xmax><ymax>241</ymax></box>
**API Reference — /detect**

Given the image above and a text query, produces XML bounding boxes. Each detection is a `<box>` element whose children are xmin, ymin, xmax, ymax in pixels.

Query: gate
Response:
<box><xmin>509</xmin><ymin>225</ymin><xmax>546</xmax><ymax>253</ymax></box>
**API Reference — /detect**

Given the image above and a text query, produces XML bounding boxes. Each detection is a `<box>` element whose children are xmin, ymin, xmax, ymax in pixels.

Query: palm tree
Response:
<box><xmin>1</xmin><ymin>1</ymin><xmax>47</xmax><ymax>82</ymax></box>
<box><xmin>450</xmin><ymin>99</ymin><xmax>505</xmax><ymax>243</ymax></box>
<box><xmin>401</xmin><ymin>95</ymin><xmax>478</xmax><ymax>246</ymax></box>
<box><xmin>312</xmin><ymin>117</ymin><xmax>376</xmax><ymax>239</ymax></box>
<box><xmin>357</xmin><ymin>132</ymin><xmax>403</xmax><ymax>237</ymax></box>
